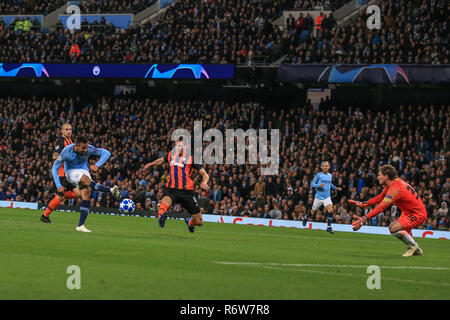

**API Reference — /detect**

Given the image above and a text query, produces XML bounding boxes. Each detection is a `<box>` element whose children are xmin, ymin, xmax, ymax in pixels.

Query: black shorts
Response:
<box><xmin>163</xmin><ymin>188</ymin><xmax>200</xmax><ymax>215</ymax></box>
<box><xmin>60</xmin><ymin>176</ymin><xmax>76</xmax><ymax>191</ymax></box>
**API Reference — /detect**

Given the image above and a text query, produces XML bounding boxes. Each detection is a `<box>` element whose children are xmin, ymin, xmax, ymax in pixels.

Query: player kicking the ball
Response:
<box><xmin>143</xmin><ymin>140</ymin><xmax>209</xmax><ymax>233</ymax></box>
<box><xmin>51</xmin><ymin>136</ymin><xmax>120</xmax><ymax>232</ymax></box>
<box><xmin>303</xmin><ymin>161</ymin><xmax>342</xmax><ymax>234</ymax></box>
<box><xmin>348</xmin><ymin>164</ymin><xmax>426</xmax><ymax>257</ymax></box>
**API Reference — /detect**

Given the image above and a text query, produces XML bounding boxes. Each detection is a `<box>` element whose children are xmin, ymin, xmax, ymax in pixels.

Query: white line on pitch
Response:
<box><xmin>214</xmin><ymin>261</ymin><xmax>450</xmax><ymax>270</ymax></box>
<box><xmin>256</xmin><ymin>265</ymin><xmax>450</xmax><ymax>287</ymax></box>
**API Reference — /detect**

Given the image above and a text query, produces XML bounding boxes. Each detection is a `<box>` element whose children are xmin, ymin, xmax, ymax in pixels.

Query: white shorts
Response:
<box><xmin>312</xmin><ymin>197</ymin><xmax>333</xmax><ymax>211</ymax></box>
<box><xmin>66</xmin><ymin>169</ymin><xmax>91</xmax><ymax>187</ymax></box>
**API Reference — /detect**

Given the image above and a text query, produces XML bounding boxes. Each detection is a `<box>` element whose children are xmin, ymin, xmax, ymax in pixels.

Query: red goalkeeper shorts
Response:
<box><xmin>397</xmin><ymin>213</ymin><xmax>426</xmax><ymax>233</ymax></box>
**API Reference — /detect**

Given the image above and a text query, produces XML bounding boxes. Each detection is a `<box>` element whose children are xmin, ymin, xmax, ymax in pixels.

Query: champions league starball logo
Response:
<box><xmin>317</xmin><ymin>64</ymin><xmax>410</xmax><ymax>83</ymax></box>
<box><xmin>0</xmin><ymin>63</ymin><xmax>50</xmax><ymax>77</ymax></box>
<box><xmin>144</xmin><ymin>64</ymin><xmax>210</xmax><ymax>79</ymax></box>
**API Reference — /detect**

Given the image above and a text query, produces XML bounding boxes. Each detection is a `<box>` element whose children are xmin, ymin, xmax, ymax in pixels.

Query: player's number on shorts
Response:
<box><xmin>406</xmin><ymin>185</ymin><xmax>420</xmax><ymax>200</ymax></box>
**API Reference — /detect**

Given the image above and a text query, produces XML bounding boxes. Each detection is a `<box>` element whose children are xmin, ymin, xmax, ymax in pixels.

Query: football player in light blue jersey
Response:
<box><xmin>51</xmin><ymin>136</ymin><xmax>120</xmax><ymax>232</ymax></box>
<box><xmin>303</xmin><ymin>161</ymin><xmax>342</xmax><ymax>234</ymax></box>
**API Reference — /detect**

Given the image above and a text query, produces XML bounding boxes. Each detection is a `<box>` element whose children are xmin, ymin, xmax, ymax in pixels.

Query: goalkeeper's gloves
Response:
<box><xmin>348</xmin><ymin>200</ymin><xmax>368</xmax><ymax>207</ymax></box>
<box><xmin>352</xmin><ymin>215</ymin><xmax>368</xmax><ymax>231</ymax></box>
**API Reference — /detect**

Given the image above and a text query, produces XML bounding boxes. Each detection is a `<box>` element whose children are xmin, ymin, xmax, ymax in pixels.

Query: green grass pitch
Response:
<box><xmin>0</xmin><ymin>208</ymin><xmax>449</xmax><ymax>300</ymax></box>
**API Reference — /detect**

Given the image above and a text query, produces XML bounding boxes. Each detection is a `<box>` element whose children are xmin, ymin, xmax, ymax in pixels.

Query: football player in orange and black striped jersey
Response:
<box><xmin>143</xmin><ymin>140</ymin><xmax>209</xmax><ymax>233</ymax></box>
<box><xmin>40</xmin><ymin>123</ymin><xmax>80</xmax><ymax>223</ymax></box>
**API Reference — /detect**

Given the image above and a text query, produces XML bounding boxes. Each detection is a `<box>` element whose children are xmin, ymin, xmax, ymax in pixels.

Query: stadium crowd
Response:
<box><xmin>0</xmin><ymin>96</ymin><xmax>448</xmax><ymax>231</ymax></box>
<box><xmin>77</xmin><ymin>0</ymin><xmax>158</xmax><ymax>14</ymax></box>
<box><xmin>292</xmin><ymin>0</ymin><xmax>352</xmax><ymax>11</ymax></box>
<box><xmin>0</xmin><ymin>0</ymin><xmax>64</xmax><ymax>15</ymax></box>
<box><xmin>0</xmin><ymin>0</ymin><xmax>448</xmax><ymax>64</ymax></box>
<box><xmin>283</xmin><ymin>0</ymin><xmax>449</xmax><ymax>64</ymax></box>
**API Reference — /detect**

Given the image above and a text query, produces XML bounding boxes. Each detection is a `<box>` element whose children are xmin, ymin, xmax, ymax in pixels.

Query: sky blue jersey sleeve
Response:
<box><xmin>88</xmin><ymin>145</ymin><xmax>111</xmax><ymax>167</ymax></box>
<box><xmin>51</xmin><ymin>147</ymin><xmax>70</xmax><ymax>189</ymax></box>
<box><xmin>310</xmin><ymin>173</ymin><xmax>321</xmax><ymax>188</ymax></box>
<box><xmin>52</xmin><ymin>159</ymin><xmax>63</xmax><ymax>189</ymax></box>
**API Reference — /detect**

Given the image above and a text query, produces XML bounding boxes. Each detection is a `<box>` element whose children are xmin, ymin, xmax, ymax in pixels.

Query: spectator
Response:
<box><xmin>269</xmin><ymin>203</ymin><xmax>282</xmax><ymax>219</ymax></box>
<box><xmin>69</xmin><ymin>43</ymin><xmax>81</xmax><ymax>58</ymax></box>
<box><xmin>315</xmin><ymin>12</ymin><xmax>325</xmax><ymax>30</ymax></box>
<box><xmin>254</xmin><ymin>176</ymin><xmax>266</xmax><ymax>196</ymax></box>
<box><xmin>437</xmin><ymin>202</ymin><xmax>448</xmax><ymax>218</ymax></box>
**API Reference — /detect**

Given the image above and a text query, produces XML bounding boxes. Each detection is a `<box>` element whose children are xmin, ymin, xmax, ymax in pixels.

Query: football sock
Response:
<box><xmin>158</xmin><ymin>202</ymin><xmax>168</xmax><ymax>218</ymax></box>
<box><xmin>78</xmin><ymin>200</ymin><xmax>90</xmax><ymax>227</ymax></box>
<box><xmin>189</xmin><ymin>219</ymin><xmax>196</xmax><ymax>227</ymax></box>
<box><xmin>326</xmin><ymin>213</ymin><xmax>333</xmax><ymax>228</ymax></box>
<box><xmin>393</xmin><ymin>231</ymin><xmax>417</xmax><ymax>247</ymax></box>
<box><xmin>305</xmin><ymin>212</ymin><xmax>310</xmax><ymax>220</ymax></box>
<box><xmin>65</xmin><ymin>190</ymin><xmax>76</xmax><ymax>199</ymax></box>
<box><xmin>89</xmin><ymin>181</ymin><xmax>110</xmax><ymax>193</ymax></box>
<box><xmin>44</xmin><ymin>196</ymin><xmax>61</xmax><ymax>217</ymax></box>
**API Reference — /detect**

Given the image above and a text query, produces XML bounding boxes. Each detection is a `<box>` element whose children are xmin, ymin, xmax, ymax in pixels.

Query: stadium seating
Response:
<box><xmin>0</xmin><ymin>0</ymin><xmax>447</xmax><ymax>64</ymax></box>
<box><xmin>283</xmin><ymin>0</ymin><xmax>449</xmax><ymax>64</ymax></box>
<box><xmin>0</xmin><ymin>0</ymin><xmax>65</xmax><ymax>15</ymax></box>
<box><xmin>77</xmin><ymin>0</ymin><xmax>158</xmax><ymax>13</ymax></box>
<box><xmin>0</xmin><ymin>96</ymin><xmax>448</xmax><ymax>230</ymax></box>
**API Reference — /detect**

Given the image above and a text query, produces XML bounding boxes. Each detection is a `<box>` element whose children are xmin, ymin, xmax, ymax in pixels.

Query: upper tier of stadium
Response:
<box><xmin>0</xmin><ymin>0</ymin><xmax>447</xmax><ymax>64</ymax></box>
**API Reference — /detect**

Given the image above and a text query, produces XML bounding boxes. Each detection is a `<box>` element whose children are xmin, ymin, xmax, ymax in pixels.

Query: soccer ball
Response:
<box><xmin>119</xmin><ymin>199</ymin><xmax>135</xmax><ymax>214</ymax></box>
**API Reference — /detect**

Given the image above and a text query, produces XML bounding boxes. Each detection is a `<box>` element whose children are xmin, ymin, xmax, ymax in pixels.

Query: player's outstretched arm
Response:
<box><xmin>352</xmin><ymin>188</ymin><xmax>398</xmax><ymax>231</ymax></box>
<box><xmin>330</xmin><ymin>182</ymin><xmax>342</xmax><ymax>191</ymax></box>
<box><xmin>94</xmin><ymin>148</ymin><xmax>111</xmax><ymax>167</ymax></box>
<box><xmin>348</xmin><ymin>186</ymin><xmax>388</xmax><ymax>208</ymax></box>
<box><xmin>144</xmin><ymin>157</ymin><xmax>165</xmax><ymax>170</ymax></box>
<box><xmin>348</xmin><ymin>200</ymin><xmax>368</xmax><ymax>207</ymax></box>
<box><xmin>198</xmin><ymin>168</ymin><xmax>209</xmax><ymax>191</ymax></box>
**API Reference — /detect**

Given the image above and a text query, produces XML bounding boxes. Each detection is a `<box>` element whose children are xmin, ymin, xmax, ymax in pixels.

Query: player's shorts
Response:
<box><xmin>59</xmin><ymin>176</ymin><xmax>76</xmax><ymax>191</ymax></box>
<box><xmin>312</xmin><ymin>197</ymin><xmax>333</xmax><ymax>210</ymax></box>
<box><xmin>397</xmin><ymin>213</ymin><xmax>427</xmax><ymax>233</ymax></box>
<box><xmin>163</xmin><ymin>188</ymin><xmax>200</xmax><ymax>215</ymax></box>
<box><xmin>66</xmin><ymin>169</ymin><xmax>91</xmax><ymax>188</ymax></box>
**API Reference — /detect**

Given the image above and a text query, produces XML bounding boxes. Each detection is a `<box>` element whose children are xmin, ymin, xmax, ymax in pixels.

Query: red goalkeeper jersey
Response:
<box><xmin>366</xmin><ymin>177</ymin><xmax>427</xmax><ymax>219</ymax></box>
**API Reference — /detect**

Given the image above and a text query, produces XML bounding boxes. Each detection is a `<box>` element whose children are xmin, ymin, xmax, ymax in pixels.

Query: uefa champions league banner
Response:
<box><xmin>278</xmin><ymin>64</ymin><xmax>450</xmax><ymax>84</ymax></box>
<box><xmin>0</xmin><ymin>63</ymin><xmax>235</xmax><ymax>79</ymax></box>
<box><xmin>202</xmin><ymin>214</ymin><xmax>450</xmax><ymax>240</ymax></box>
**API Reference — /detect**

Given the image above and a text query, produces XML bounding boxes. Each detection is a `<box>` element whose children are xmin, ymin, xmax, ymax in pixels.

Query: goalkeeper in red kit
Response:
<box><xmin>348</xmin><ymin>164</ymin><xmax>427</xmax><ymax>257</ymax></box>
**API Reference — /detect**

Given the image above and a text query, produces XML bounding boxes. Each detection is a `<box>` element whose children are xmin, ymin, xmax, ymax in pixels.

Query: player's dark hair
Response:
<box><xmin>76</xmin><ymin>136</ymin><xmax>89</xmax><ymax>144</ymax></box>
<box><xmin>379</xmin><ymin>164</ymin><xmax>397</xmax><ymax>180</ymax></box>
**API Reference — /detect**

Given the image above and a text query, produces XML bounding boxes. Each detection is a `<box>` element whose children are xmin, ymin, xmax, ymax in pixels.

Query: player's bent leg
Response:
<box><xmin>41</xmin><ymin>193</ymin><xmax>66</xmax><ymax>223</ymax></box>
<box><xmin>389</xmin><ymin>219</ymin><xmax>422</xmax><ymax>257</ymax></box>
<box><xmin>192</xmin><ymin>213</ymin><xmax>203</xmax><ymax>226</ymax></box>
<box><xmin>157</xmin><ymin>196</ymin><xmax>172</xmax><ymax>228</ymax></box>
<box><xmin>79</xmin><ymin>174</ymin><xmax>120</xmax><ymax>199</ymax></box>
<box><xmin>182</xmin><ymin>192</ymin><xmax>202</xmax><ymax>233</ymax></box>
<box><xmin>185</xmin><ymin>213</ymin><xmax>202</xmax><ymax>233</ymax></box>
<box><xmin>65</xmin><ymin>190</ymin><xmax>77</xmax><ymax>199</ymax></box>
<box><xmin>75</xmin><ymin>187</ymin><xmax>91</xmax><ymax>233</ymax></box>
<box><xmin>73</xmin><ymin>188</ymin><xmax>81</xmax><ymax>198</ymax></box>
